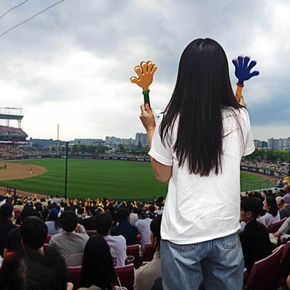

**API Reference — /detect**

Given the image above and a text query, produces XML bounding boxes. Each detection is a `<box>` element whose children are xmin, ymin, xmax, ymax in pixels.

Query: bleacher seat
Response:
<box><xmin>278</xmin><ymin>242</ymin><xmax>290</xmax><ymax>286</ymax></box>
<box><xmin>246</xmin><ymin>245</ymin><xmax>284</xmax><ymax>290</ymax></box>
<box><xmin>127</xmin><ymin>244</ymin><xmax>141</xmax><ymax>268</ymax></box>
<box><xmin>115</xmin><ymin>263</ymin><xmax>134</xmax><ymax>290</ymax></box>
<box><xmin>68</xmin><ymin>266</ymin><xmax>82</xmax><ymax>289</ymax></box>
<box><xmin>142</xmin><ymin>244</ymin><xmax>155</xmax><ymax>262</ymax></box>
<box><xmin>267</xmin><ymin>218</ymin><xmax>287</xmax><ymax>233</ymax></box>
<box><xmin>86</xmin><ymin>230</ymin><xmax>97</xmax><ymax>237</ymax></box>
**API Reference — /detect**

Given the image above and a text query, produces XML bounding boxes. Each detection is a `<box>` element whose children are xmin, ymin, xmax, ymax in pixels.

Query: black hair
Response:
<box><xmin>150</xmin><ymin>215</ymin><xmax>162</xmax><ymax>242</ymax></box>
<box><xmin>20</xmin><ymin>205</ymin><xmax>38</xmax><ymax>223</ymax></box>
<box><xmin>0</xmin><ymin>248</ymin><xmax>67</xmax><ymax>290</ymax></box>
<box><xmin>241</xmin><ymin>197</ymin><xmax>263</xmax><ymax>219</ymax></box>
<box><xmin>81</xmin><ymin>234</ymin><xmax>117</xmax><ymax>289</ymax></box>
<box><xmin>59</xmin><ymin>210</ymin><xmax>78</xmax><ymax>232</ymax></box>
<box><xmin>21</xmin><ymin>216</ymin><xmax>48</xmax><ymax>249</ymax></box>
<box><xmin>266</xmin><ymin>195</ymin><xmax>278</xmax><ymax>217</ymax></box>
<box><xmin>0</xmin><ymin>203</ymin><xmax>13</xmax><ymax>219</ymax></box>
<box><xmin>116</xmin><ymin>207</ymin><xmax>129</xmax><ymax>222</ymax></box>
<box><xmin>95</xmin><ymin>212</ymin><xmax>112</xmax><ymax>236</ymax></box>
<box><xmin>160</xmin><ymin>38</ymin><xmax>242</xmax><ymax>176</ymax></box>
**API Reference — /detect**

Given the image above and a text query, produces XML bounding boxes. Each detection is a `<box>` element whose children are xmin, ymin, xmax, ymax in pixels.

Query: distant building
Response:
<box><xmin>74</xmin><ymin>138</ymin><xmax>104</xmax><ymax>146</ymax></box>
<box><xmin>254</xmin><ymin>140</ymin><xmax>268</xmax><ymax>149</ymax></box>
<box><xmin>267</xmin><ymin>137</ymin><xmax>290</xmax><ymax>150</ymax></box>
<box><xmin>105</xmin><ymin>136</ymin><xmax>135</xmax><ymax>146</ymax></box>
<box><xmin>135</xmin><ymin>133</ymin><xmax>148</xmax><ymax>147</ymax></box>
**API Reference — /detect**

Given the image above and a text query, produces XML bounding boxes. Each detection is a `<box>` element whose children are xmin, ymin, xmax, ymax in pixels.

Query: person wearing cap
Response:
<box><xmin>0</xmin><ymin>203</ymin><xmax>16</xmax><ymax>257</ymax></box>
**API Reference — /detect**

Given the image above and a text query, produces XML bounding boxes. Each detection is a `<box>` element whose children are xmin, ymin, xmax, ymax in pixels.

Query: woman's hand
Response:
<box><xmin>140</xmin><ymin>103</ymin><xmax>156</xmax><ymax>133</ymax></box>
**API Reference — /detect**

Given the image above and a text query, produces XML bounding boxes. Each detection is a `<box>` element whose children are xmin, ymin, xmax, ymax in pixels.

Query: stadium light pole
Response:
<box><xmin>64</xmin><ymin>142</ymin><xmax>69</xmax><ymax>200</ymax></box>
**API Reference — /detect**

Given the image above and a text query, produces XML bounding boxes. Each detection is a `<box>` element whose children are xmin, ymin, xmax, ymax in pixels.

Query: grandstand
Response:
<box><xmin>0</xmin><ymin>107</ymin><xmax>27</xmax><ymax>144</ymax></box>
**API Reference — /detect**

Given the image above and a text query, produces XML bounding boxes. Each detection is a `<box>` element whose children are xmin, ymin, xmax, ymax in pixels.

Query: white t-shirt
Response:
<box><xmin>135</xmin><ymin>218</ymin><xmax>152</xmax><ymax>251</ymax></box>
<box><xmin>149</xmin><ymin>108</ymin><xmax>255</xmax><ymax>244</ymax></box>
<box><xmin>104</xmin><ymin>234</ymin><xmax>127</xmax><ymax>267</ymax></box>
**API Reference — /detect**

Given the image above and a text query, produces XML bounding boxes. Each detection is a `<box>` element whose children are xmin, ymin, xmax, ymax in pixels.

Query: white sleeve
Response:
<box><xmin>242</xmin><ymin>109</ymin><xmax>255</xmax><ymax>157</ymax></box>
<box><xmin>148</xmin><ymin>118</ymin><xmax>173</xmax><ymax>166</ymax></box>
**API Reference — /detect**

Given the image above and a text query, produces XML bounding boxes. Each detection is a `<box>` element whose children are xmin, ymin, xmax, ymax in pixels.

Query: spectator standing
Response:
<box><xmin>139</xmin><ymin>39</ymin><xmax>255</xmax><ymax>289</ymax></box>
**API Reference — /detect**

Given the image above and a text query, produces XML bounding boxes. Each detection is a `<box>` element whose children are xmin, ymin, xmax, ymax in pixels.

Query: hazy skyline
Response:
<box><xmin>0</xmin><ymin>0</ymin><xmax>289</xmax><ymax>141</ymax></box>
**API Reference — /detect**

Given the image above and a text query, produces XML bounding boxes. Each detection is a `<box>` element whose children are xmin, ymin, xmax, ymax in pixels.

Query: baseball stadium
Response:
<box><xmin>0</xmin><ymin>107</ymin><xmax>282</xmax><ymax>200</ymax></box>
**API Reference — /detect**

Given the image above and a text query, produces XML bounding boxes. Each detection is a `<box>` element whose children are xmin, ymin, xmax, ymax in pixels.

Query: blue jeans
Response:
<box><xmin>161</xmin><ymin>233</ymin><xmax>244</xmax><ymax>290</ymax></box>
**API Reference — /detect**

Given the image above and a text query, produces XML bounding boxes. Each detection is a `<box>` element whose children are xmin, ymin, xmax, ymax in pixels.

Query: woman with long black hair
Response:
<box><xmin>140</xmin><ymin>38</ymin><xmax>255</xmax><ymax>290</ymax></box>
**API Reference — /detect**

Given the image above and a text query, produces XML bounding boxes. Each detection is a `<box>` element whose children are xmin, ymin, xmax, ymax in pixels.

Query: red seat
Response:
<box><xmin>142</xmin><ymin>244</ymin><xmax>155</xmax><ymax>262</ymax></box>
<box><xmin>246</xmin><ymin>245</ymin><xmax>284</xmax><ymax>290</ymax></box>
<box><xmin>86</xmin><ymin>230</ymin><xmax>97</xmax><ymax>237</ymax></box>
<box><xmin>127</xmin><ymin>244</ymin><xmax>141</xmax><ymax>268</ymax></box>
<box><xmin>267</xmin><ymin>218</ymin><xmax>287</xmax><ymax>233</ymax></box>
<box><xmin>115</xmin><ymin>264</ymin><xmax>134</xmax><ymax>290</ymax></box>
<box><xmin>45</xmin><ymin>234</ymin><xmax>52</xmax><ymax>244</ymax></box>
<box><xmin>68</xmin><ymin>266</ymin><xmax>82</xmax><ymax>289</ymax></box>
<box><xmin>278</xmin><ymin>242</ymin><xmax>290</xmax><ymax>285</ymax></box>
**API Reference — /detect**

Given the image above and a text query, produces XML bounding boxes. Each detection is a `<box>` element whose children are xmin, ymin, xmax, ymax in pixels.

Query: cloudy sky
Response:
<box><xmin>0</xmin><ymin>0</ymin><xmax>289</xmax><ymax>142</ymax></box>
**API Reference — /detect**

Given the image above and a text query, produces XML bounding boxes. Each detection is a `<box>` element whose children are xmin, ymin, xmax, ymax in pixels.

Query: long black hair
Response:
<box><xmin>160</xmin><ymin>38</ymin><xmax>243</xmax><ymax>176</ymax></box>
<box><xmin>81</xmin><ymin>234</ymin><xmax>117</xmax><ymax>289</ymax></box>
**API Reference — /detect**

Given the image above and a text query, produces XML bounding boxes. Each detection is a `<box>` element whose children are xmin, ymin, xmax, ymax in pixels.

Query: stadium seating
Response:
<box><xmin>68</xmin><ymin>266</ymin><xmax>82</xmax><ymax>289</ymax></box>
<box><xmin>127</xmin><ymin>244</ymin><xmax>141</xmax><ymax>268</ymax></box>
<box><xmin>245</xmin><ymin>245</ymin><xmax>284</xmax><ymax>290</ymax></box>
<box><xmin>267</xmin><ymin>218</ymin><xmax>287</xmax><ymax>233</ymax></box>
<box><xmin>142</xmin><ymin>244</ymin><xmax>155</xmax><ymax>262</ymax></box>
<box><xmin>115</xmin><ymin>264</ymin><xmax>134</xmax><ymax>290</ymax></box>
<box><xmin>278</xmin><ymin>242</ymin><xmax>290</xmax><ymax>286</ymax></box>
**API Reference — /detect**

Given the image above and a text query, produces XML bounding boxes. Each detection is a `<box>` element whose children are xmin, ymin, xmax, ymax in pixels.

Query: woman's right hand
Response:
<box><xmin>140</xmin><ymin>103</ymin><xmax>156</xmax><ymax>133</ymax></box>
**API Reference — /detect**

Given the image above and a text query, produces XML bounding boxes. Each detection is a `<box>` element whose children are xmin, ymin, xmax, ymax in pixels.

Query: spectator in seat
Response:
<box><xmin>4</xmin><ymin>205</ymin><xmax>38</xmax><ymax>255</ymax></box>
<box><xmin>0</xmin><ymin>215</ymin><xmax>72</xmax><ymax>290</ymax></box>
<box><xmin>0</xmin><ymin>203</ymin><xmax>16</xmax><ymax>257</ymax></box>
<box><xmin>240</xmin><ymin>197</ymin><xmax>272</xmax><ymax>272</ymax></box>
<box><xmin>135</xmin><ymin>210</ymin><xmax>152</xmax><ymax>253</ymax></box>
<box><xmin>83</xmin><ymin>206</ymin><xmax>99</xmax><ymax>230</ymax></box>
<box><xmin>0</xmin><ymin>248</ymin><xmax>71</xmax><ymax>290</ymax></box>
<box><xmin>80</xmin><ymin>234</ymin><xmax>122</xmax><ymax>290</ymax></box>
<box><xmin>134</xmin><ymin>215</ymin><xmax>162</xmax><ymax>290</ymax></box>
<box><xmin>128</xmin><ymin>204</ymin><xmax>138</xmax><ymax>226</ymax></box>
<box><xmin>258</xmin><ymin>195</ymin><xmax>280</xmax><ymax>227</ymax></box>
<box><xmin>95</xmin><ymin>211</ymin><xmax>127</xmax><ymax>267</ymax></box>
<box><xmin>21</xmin><ymin>216</ymin><xmax>48</xmax><ymax>251</ymax></box>
<box><xmin>111</xmin><ymin>207</ymin><xmax>138</xmax><ymax>246</ymax></box>
<box><xmin>46</xmin><ymin>207</ymin><xmax>62</xmax><ymax>235</ymax></box>
<box><xmin>48</xmin><ymin>209</ymin><xmax>89</xmax><ymax>266</ymax></box>
<box><xmin>277</xmin><ymin>196</ymin><xmax>290</xmax><ymax>219</ymax></box>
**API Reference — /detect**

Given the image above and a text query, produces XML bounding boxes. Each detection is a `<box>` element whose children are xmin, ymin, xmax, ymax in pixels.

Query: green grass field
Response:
<box><xmin>0</xmin><ymin>159</ymin><xmax>275</xmax><ymax>200</ymax></box>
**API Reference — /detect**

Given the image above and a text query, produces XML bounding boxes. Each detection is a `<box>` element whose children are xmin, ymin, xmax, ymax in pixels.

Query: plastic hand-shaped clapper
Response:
<box><xmin>232</xmin><ymin>56</ymin><xmax>259</xmax><ymax>100</ymax></box>
<box><xmin>232</xmin><ymin>56</ymin><xmax>259</xmax><ymax>85</ymax></box>
<box><xmin>130</xmin><ymin>61</ymin><xmax>158</xmax><ymax>106</ymax></box>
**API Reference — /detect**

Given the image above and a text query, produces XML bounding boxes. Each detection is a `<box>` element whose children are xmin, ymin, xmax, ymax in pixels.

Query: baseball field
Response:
<box><xmin>0</xmin><ymin>159</ymin><xmax>276</xmax><ymax>200</ymax></box>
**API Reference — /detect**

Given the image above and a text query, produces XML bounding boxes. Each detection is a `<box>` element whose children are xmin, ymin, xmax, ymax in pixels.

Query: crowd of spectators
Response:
<box><xmin>1</xmin><ymin>185</ymin><xmax>290</xmax><ymax>289</ymax></box>
<box><xmin>0</xmin><ymin>145</ymin><xmax>48</xmax><ymax>159</ymax></box>
<box><xmin>241</xmin><ymin>159</ymin><xmax>290</xmax><ymax>175</ymax></box>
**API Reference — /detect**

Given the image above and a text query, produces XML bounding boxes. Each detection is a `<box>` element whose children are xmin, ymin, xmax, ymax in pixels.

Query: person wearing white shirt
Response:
<box><xmin>135</xmin><ymin>211</ymin><xmax>152</xmax><ymax>253</ymax></box>
<box><xmin>138</xmin><ymin>39</ymin><xmax>256</xmax><ymax>290</ymax></box>
<box><xmin>95</xmin><ymin>212</ymin><xmax>127</xmax><ymax>267</ymax></box>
